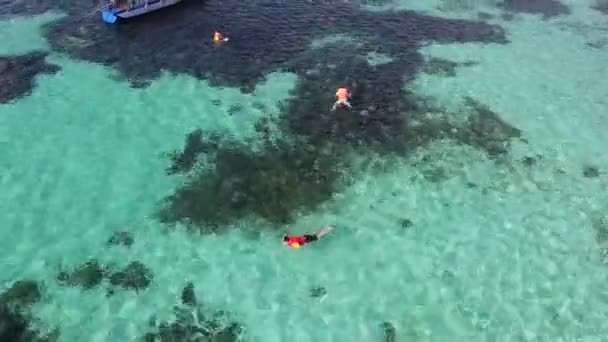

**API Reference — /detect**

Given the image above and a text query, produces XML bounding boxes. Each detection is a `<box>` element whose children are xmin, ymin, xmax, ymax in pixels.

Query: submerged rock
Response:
<box><xmin>227</xmin><ymin>104</ymin><xmax>244</xmax><ymax>116</ymax></box>
<box><xmin>0</xmin><ymin>280</ymin><xmax>58</xmax><ymax>342</ymax></box>
<box><xmin>381</xmin><ymin>321</ymin><xmax>396</xmax><ymax>342</ymax></box>
<box><xmin>57</xmin><ymin>260</ymin><xmax>107</xmax><ymax>290</ymax></box>
<box><xmin>309</xmin><ymin>286</ymin><xmax>327</xmax><ymax>298</ymax></box>
<box><xmin>582</xmin><ymin>165</ymin><xmax>600</xmax><ymax>178</ymax></box>
<box><xmin>0</xmin><ymin>302</ymin><xmax>28</xmax><ymax>342</ymax></box>
<box><xmin>107</xmin><ymin>231</ymin><xmax>134</xmax><ymax>247</ymax></box>
<box><xmin>400</xmin><ymin>218</ymin><xmax>414</xmax><ymax>229</ymax></box>
<box><xmin>108</xmin><ymin>262</ymin><xmax>153</xmax><ymax>292</ymax></box>
<box><xmin>56</xmin><ymin>258</ymin><xmax>153</xmax><ymax>294</ymax></box>
<box><xmin>521</xmin><ymin>155</ymin><xmax>542</xmax><ymax>167</ymax></box>
<box><xmin>211</xmin><ymin>322</ymin><xmax>241</xmax><ymax>342</ymax></box>
<box><xmin>457</xmin><ymin>97</ymin><xmax>522</xmax><ymax>157</ymax></box>
<box><xmin>142</xmin><ymin>282</ymin><xmax>243</xmax><ymax>342</ymax></box>
<box><xmin>0</xmin><ymin>52</ymin><xmax>60</xmax><ymax>104</ymax></box>
<box><xmin>181</xmin><ymin>282</ymin><xmax>197</xmax><ymax>307</ymax></box>
<box><xmin>166</xmin><ymin>130</ymin><xmax>221</xmax><ymax>175</ymax></box>
<box><xmin>0</xmin><ymin>280</ymin><xmax>41</xmax><ymax>309</ymax></box>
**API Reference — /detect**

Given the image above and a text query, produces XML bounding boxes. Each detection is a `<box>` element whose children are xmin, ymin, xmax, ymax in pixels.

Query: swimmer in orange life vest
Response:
<box><xmin>283</xmin><ymin>226</ymin><xmax>334</xmax><ymax>249</ymax></box>
<box><xmin>331</xmin><ymin>87</ymin><xmax>352</xmax><ymax>111</ymax></box>
<box><xmin>213</xmin><ymin>31</ymin><xmax>229</xmax><ymax>42</ymax></box>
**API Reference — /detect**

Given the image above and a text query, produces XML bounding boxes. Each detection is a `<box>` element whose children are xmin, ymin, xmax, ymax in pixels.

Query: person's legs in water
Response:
<box><xmin>315</xmin><ymin>226</ymin><xmax>334</xmax><ymax>239</ymax></box>
<box><xmin>331</xmin><ymin>100</ymin><xmax>351</xmax><ymax>111</ymax></box>
<box><xmin>303</xmin><ymin>234</ymin><xmax>318</xmax><ymax>243</ymax></box>
<box><xmin>303</xmin><ymin>226</ymin><xmax>334</xmax><ymax>244</ymax></box>
<box><xmin>343</xmin><ymin>100</ymin><xmax>352</xmax><ymax>109</ymax></box>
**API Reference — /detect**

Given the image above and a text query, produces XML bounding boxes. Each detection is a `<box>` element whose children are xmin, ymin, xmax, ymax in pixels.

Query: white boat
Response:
<box><xmin>101</xmin><ymin>0</ymin><xmax>183</xmax><ymax>24</ymax></box>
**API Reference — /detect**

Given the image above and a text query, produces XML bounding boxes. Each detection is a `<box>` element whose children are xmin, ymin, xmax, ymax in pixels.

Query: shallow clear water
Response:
<box><xmin>1</xmin><ymin>1</ymin><xmax>608</xmax><ymax>341</ymax></box>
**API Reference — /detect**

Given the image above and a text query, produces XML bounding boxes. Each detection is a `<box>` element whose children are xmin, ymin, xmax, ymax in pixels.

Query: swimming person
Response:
<box><xmin>213</xmin><ymin>31</ymin><xmax>229</xmax><ymax>42</ymax></box>
<box><xmin>283</xmin><ymin>226</ymin><xmax>334</xmax><ymax>249</ymax></box>
<box><xmin>331</xmin><ymin>87</ymin><xmax>351</xmax><ymax>111</ymax></box>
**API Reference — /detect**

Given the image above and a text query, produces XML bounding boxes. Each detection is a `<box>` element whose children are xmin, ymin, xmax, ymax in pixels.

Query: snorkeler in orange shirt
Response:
<box><xmin>331</xmin><ymin>87</ymin><xmax>351</xmax><ymax>111</ymax></box>
<box><xmin>283</xmin><ymin>226</ymin><xmax>334</xmax><ymax>249</ymax></box>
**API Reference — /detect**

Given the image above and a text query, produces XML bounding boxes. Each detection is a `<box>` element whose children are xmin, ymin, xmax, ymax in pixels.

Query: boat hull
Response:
<box><xmin>102</xmin><ymin>0</ymin><xmax>183</xmax><ymax>24</ymax></box>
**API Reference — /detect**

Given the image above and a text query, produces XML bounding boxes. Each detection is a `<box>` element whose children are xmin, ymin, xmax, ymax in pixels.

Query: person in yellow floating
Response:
<box><xmin>331</xmin><ymin>87</ymin><xmax>352</xmax><ymax>111</ymax></box>
<box><xmin>213</xmin><ymin>31</ymin><xmax>229</xmax><ymax>42</ymax></box>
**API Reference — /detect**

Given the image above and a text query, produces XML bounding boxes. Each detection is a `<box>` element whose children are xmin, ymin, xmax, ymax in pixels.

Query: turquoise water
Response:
<box><xmin>2</xmin><ymin>1</ymin><xmax>608</xmax><ymax>341</ymax></box>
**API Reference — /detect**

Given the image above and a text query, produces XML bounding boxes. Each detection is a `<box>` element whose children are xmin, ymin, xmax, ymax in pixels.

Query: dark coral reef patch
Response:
<box><xmin>381</xmin><ymin>321</ymin><xmax>397</xmax><ymax>342</ymax></box>
<box><xmin>583</xmin><ymin>165</ymin><xmax>601</xmax><ymax>178</ymax></box>
<box><xmin>108</xmin><ymin>261</ymin><xmax>153</xmax><ymax>292</ymax></box>
<box><xmin>26</xmin><ymin>0</ymin><xmax>519</xmax><ymax>231</ymax></box>
<box><xmin>57</xmin><ymin>259</ymin><xmax>153</xmax><ymax>294</ymax></box>
<box><xmin>0</xmin><ymin>280</ymin><xmax>59</xmax><ymax>342</ymax></box>
<box><xmin>0</xmin><ymin>52</ymin><xmax>60</xmax><ymax>104</ymax></box>
<box><xmin>44</xmin><ymin>0</ymin><xmax>506</xmax><ymax>90</ymax></box>
<box><xmin>593</xmin><ymin>0</ymin><xmax>608</xmax><ymax>15</ymax></box>
<box><xmin>57</xmin><ymin>259</ymin><xmax>109</xmax><ymax>290</ymax></box>
<box><xmin>159</xmin><ymin>126</ymin><xmax>347</xmax><ymax>230</ymax></box>
<box><xmin>106</xmin><ymin>230</ymin><xmax>135</xmax><ymax>247</ymax></box>
<box><xmin>159</xmin><ymin>87</ymin><xmax>522</xmax><ymax>231</ymax></box>
<box><xmin>142</xmin><ymin>282</ymin><xmax>243</xmax><ymax>342</ymax></box>
<box><xmin>153</xmin><ymin>13</ymin><xmax>517</xmax><ymax>230</ymax></box>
